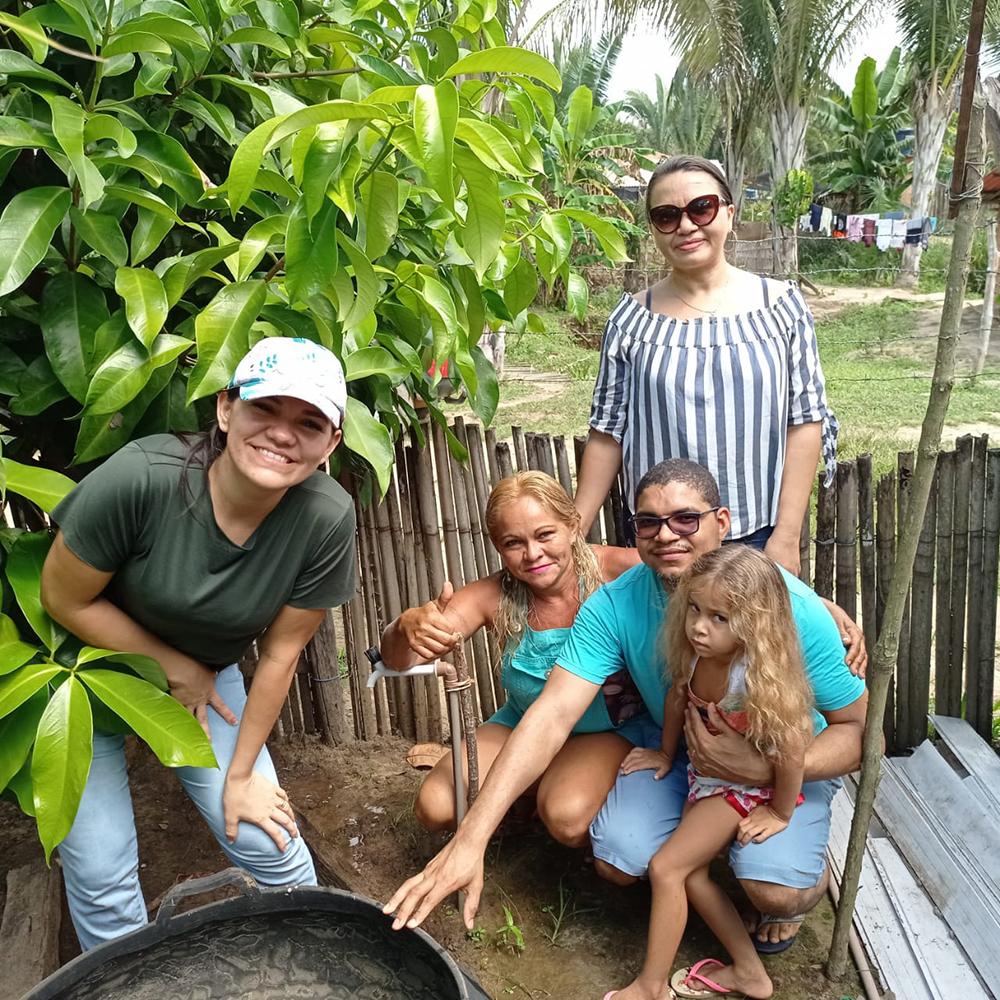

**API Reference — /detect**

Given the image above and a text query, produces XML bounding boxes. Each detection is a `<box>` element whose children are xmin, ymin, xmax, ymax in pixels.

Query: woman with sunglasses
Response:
<box><xmin>575</xmin><ymin>154</ymin><xmax>838</xmax><ymax>578</ymax></box>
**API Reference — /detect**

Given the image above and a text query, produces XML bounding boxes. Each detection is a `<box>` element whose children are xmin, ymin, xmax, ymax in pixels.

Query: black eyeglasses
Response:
<box><xmin>629</xmin><ymin>508</ymin><xmax>720</xmax><ymax>539</ymax></box>
<box><xmin>648</xmin><ymin>195</ymin><xmax>727</xmax><ymax>235</ymax></box>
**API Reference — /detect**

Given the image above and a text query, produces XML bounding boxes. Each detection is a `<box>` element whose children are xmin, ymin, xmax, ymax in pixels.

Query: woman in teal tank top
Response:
<box><xmin>381</xmin><ymin>472</ymin><xmax>644</xmax><ymax>846</ymax></box>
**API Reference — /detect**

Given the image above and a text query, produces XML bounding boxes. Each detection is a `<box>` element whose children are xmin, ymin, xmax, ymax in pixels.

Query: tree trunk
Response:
<box><xmin>897</xmin><ymin>80</ymin><xmax>957</xmax><ymax>287</ymax></box>
<box><xmin>723</xmin><ymin>95</ymin><xmax>750</xmax><ymax>221</ymax></box>
<box><xmin>769</xmin><ymin>98</ymin><xmax>808</xmax><ymax>277</ymax></box>
<box><xmin>826</xmin><ymin>94</ymin><xmax>985</xmax><ymax>980</ymax></box>
<box><xmin>973</xmin><ymin>216</ymin><xmax>997</xmax><ymax>378</ymax></box>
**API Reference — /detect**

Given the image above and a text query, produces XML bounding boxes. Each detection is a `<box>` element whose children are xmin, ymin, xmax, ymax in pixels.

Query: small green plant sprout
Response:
<box><xmin>465</xmin><ymin>925</ymin><xmax>489</xmax><ymax>945</ymax></box>
<box><xmin>494</xmin><ymin>905</ymin><xmax>526</xmax><ymax>955</ymax></box>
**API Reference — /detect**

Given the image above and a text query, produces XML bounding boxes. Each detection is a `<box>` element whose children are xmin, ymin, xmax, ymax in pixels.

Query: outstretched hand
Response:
<box><xmin>383</xmin><ymin>834</ymin><xmax>485</xmax><ymax>931</ymax></box>
<box><xmin>398</xmin><ymin>581</ymin><xmax>461</xmax><ymax>661</ymax></box>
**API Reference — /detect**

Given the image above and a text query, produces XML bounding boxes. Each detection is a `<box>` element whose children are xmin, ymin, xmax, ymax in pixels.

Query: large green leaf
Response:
<box><xmin>420</xmin><ymin>273</ymin><xmax>460</xmax><ymax>361</ymax></box>
<box><xmin>0</xmin><ymin>662</ymin><xmax>66</xmax><ymax>721</ymax></box>
<box><xmin>85</xmin><ymin>333</ymin><xmax>190</xmax><ymax>414</ymax></box>
<box><xmin>454</xmin><ymin>119</ymin><xmax>528</xmax><ymax>177</ymax></box>
<box><xmin>0</xmin><ymin>690</ymin><xmax>46</xmax><ymax>792</ymax></box>
<box><xmin>188</xmin><ymin>281</ymin><xmax>266</xmax><ymax>401</ymax></box>
<box><xmin>0</xmin><ymin>613</ymin><xmax>41</xmax><ymax>677</ymax></box>
<box><xmin>160</xmin><ymin>244</ymin><xmax>240</xmax><ymax>306</ymax></box>
<box><xmin>342</xmin><ymin>397</ymin><xmax>393</xmax><ymax>496</ymax></box>
<box><xmin>0</xmin><ymin>50</ymin><xmax>72</xmax><ymax>89</ymax></box>
<box><xmin>469</xmin><ymin>343</ymin><xmax>499</xmax><ymax>425</ymax></box>
<box><xmin>455</xmin><ymin>147</ymin><xmax>503</xmax><ymax>280</ymax></box>
<box><xmin>2</xmin><ymin>459</ymin><xmax>74</xmax><ymax>515</ymax></box>
<box><xmin>6</xmin><ymin>533</ymin><xmax>67</xmax><ymax>653</ymax></box>
<box><xmin>413</xmin><ymin>81</ymin><xmax>457</xmax><ymax>210</ymax></box>
<box><xmin>556</xmin><ymin>207</ymin><xmax>629</xmax><ymax>263</ymax></box>
<box><xmin>336</xmin><ymin>231</ymin><xmax>378</xmax><ymax>332</ymax></box>
<box><xmin>75</xmin><ymin>359</ymin><xmax>177</xmax><ymax>463</ymax></box>
<box><xmin>236</xmin><ymin>216</ymin><xmax>286</xmax><ymax>281</ymax></box>
<box><xmin>40</xmin><ymin>272</ymin><xmax>108</xmax><ymax>402</ymax></box>
<box><xmin>131</xmin><ymin>131</ymin><xmax>206</xmax><ymax>205</ymax></box>
<box><xmin>539</xmin><ymin>212</ymin><xmax>573</xmax><ymax>273</ymax></box>
<box><xmin>70</xmin><ymin>207</ymin><xmax>128</xmax><ymax>267</ymax></box>
<box><xmin>115</xmin><ymin>267</ymin><xmax>169</xmax><ymax>348</ymax></box>
<box><xmin>443</xmin><ymin>46</ymin><xmax>561</xmax><ymax>90</ymax></box>
<box><xmin>0</xmin><ymin>116</ymin><xmax>59</xmax><ymax>152</ymax></box>
<box><xmin>566</xmin><ymin>270</ymin><xmax>589</xmax><ymax>323</ymax></box>
<box><xmin>285</xmin><ymin>199</ymin><xmax>339</xmax><ymax>302</ymax></box>
<box><xmin>78</xmin><ymin>669</ymin><xmax>216</xmax><ymax>768</ymax></box>
<box><xmin>10</xmin><ymin>355</ymin><xmax>67</xmax><ymax>417</ymax></box>
<box><xmin>227</xmin><ymin>101</ymin><xmax>384</xmax><ymax>213</ymax></box>
<box><xmin>851</xmin><ymin>57</ymin><xmax>878</xmax><ymax>131</ymax></box>
<box><xmin>360</xmin><ymin>170</ymin><xmax>399</xmax><ymax>260</ymax></box>
<box><xmin>45</xmin><ymin>95</ymin><xmax>106</xmax><ymax>209</ymax></box>
<box><xmin>0</xmin><ymin>187</ymin><xmax>71</xmax><ymax>297</ymax></box>
<box><xmin>222</xmin><ymin>26</ymin><xmax>290</xmax><ymax>55</ymax></box>
<box><xmin>130</xmin><ymin>208</ymin><xmax>174</xmax><ymax>265</ymax></box>
<box><xmin>31</xmin><ymin>674</ymin><xmax>92</xmax><ymax>862</ymax></box>
<box><xmin>344</xmin><ymin>347</ymin><xmax>409</xmax><ymax>383</ymax></box>
<box><xmin>6</xmin><ymin>758</ymin><xmax>35</xmax><ymax>815</ymax></box>
<box><xmin>75</xmin><ymin>647</ymin><xmax>168</xmax><ymax>691</ymax></box>
<box><xmin>503</xmin><ymin>256</ymin><xmax>539</xmax><ymax>318</ymax></box>
<box><xmin>566</xmin><ymin>85</ymin><xmax>594</xmax><ymax>145</ymax></box>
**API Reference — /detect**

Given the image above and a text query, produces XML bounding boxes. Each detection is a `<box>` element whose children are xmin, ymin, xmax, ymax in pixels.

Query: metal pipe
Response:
<box><xmin>447</xmin><ymin>689</ymin><xmax>466</xmax><ymax>827</ymax></box>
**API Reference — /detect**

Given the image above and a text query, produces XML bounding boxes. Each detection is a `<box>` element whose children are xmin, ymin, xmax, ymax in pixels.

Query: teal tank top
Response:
<box><xmin>490</xmin><ymin>625</ymin><xmax>619</xmax><ymax>734</ymax></box>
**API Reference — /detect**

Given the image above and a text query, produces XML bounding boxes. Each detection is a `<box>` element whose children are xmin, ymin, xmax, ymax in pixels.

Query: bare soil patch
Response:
<box><xmin>1</xmin><ymin>736</ymin><xmax>862</xmax><ymax>999</ymax></box>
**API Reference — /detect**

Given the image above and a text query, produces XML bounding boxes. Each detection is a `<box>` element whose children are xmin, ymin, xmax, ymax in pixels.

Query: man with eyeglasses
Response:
<box><xmin>385</xmin><ymin>458</ymin><xmax>867</xmax><ymax>956</ymax></box>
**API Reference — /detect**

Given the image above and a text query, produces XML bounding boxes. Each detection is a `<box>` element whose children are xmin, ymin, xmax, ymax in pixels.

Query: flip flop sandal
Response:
<box><xmin>752</xmin><ymin>912</ymin><xmax>805</xmax><ymax>954</ymax></box>
<box><xmin>603</xmin><ymin>991</ymin><xmax>677</xmax><ymax>999</ymax></box>
<box><xmin>670</xmin><ymin>959</ymin><xmax>747</xmax><ymax>998</ymax></box>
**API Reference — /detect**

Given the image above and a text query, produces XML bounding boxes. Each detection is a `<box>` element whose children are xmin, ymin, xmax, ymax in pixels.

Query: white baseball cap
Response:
<box><xmin>229</xmin><ymin>337</ymin><xmax>347</xmax><ymax>428</ymax></box>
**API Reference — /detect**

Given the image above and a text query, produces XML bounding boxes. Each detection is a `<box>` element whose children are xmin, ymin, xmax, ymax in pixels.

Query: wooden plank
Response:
<box><xmin>948</xmin><ymin>435</ymin><xmax>973</xmax><ymax>718</ymax></box>
<box><xmin>814</xmin><ymin>471</ymin><xmax>835</xmax><ymax>600</ymax></box>
<box><xmin>574</xmin><ymin>434</ymin><xmax>602</xmax><ymax>544</ymax></box>
<box><xmin>868</xmin><ymin>839</ymin><xmax>990</xmax><ymax>1000</ymax></box>
<box><xmin>965</xmin><ymin>435</ymin><xmax>988</xmax><ymax>724</ymax></box>
<box><xmin>930</xmin><ymin>714</ymin><xmax>1000</xmax><ymax>813</ymax></box>
<box><xmin>835</xmin><ymin>460</ymin><xmax>858</xmax><ymax>620</ymax></box>
<box><xmin>876</xmin><ymin>472</ymin><xmax>896</xmax><ymax>746</ymax></box>
<box><xmin>871</xmin><ymin>763</ymin><xmax>1000</xmax><ymax>996</ymax></box>
<box><xmin>827</xmin><ymin>791</ymin><xmax>933</xmax><ymax>1000</ymax></box>
<box><xmin>857</xmin><ymin>454</ymin><xmax>876</xmax><ymax>652</ymax></box>
<box><xmin>906</xmin><ymin>477</ymin><xmax>936</xmax><ymax>749</ymax></box>
<box><xmin>934</xmin><ymin>451</ymin><xmax>955</xmax><ymax>720</ymax></box>
<box><xmin>892</xmin><ymin>744</ymin><xmax>1000</xmax><ymax>903</ymax></box>
<box><xmin>895</xmin><ymin>451</ymin><xmax>914</xmax><ymax>752</ymax></box>
<box><xmin>976</xmin><ymin>449</ymin><xmax>1000</xmax><ymax>739</ymax></box>
<box><xmin>0</xmin><ymin>860</ymin><xmax>62</xmax><ymax>1000</ymax></box>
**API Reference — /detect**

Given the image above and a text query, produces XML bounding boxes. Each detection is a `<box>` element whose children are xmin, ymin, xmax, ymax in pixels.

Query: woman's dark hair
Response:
<box><xmin>177</xmin><ymin>387</ymin><xmax>238</xmax><ymax>508</ymax></box>
<box><xmin>645</xmin><ymin>155</ymin><xmax>734</xmax><ymax>219</ymax></box>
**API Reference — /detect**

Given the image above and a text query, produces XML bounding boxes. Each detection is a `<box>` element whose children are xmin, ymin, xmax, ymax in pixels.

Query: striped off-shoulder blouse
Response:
<box><xmin>589</xmin><ymin>278</ymin><xmax>838</xmax><ymax>540</ymax></box>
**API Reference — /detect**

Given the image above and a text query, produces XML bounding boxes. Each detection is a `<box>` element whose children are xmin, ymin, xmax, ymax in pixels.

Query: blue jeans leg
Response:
<box><xmin>58</xmin><ymin>732</ymin><xmax>148</xmax><ymax>950</ymax></box>
<box><xmin>173</xmin><ymin>665</ymin><xmax>316</xmax><ymax>888</ymax></box>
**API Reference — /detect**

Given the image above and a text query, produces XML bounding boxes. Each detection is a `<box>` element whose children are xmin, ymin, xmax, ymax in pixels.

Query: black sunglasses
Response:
<box><xmin>648</xmin><ymin>195</ymin><xmax>727</xmax><ymax>235</ymax></box>
<box><xmin>629</xmin><ymin>508</ymin><xmax>721</xmax><ymax>539</ymax></box>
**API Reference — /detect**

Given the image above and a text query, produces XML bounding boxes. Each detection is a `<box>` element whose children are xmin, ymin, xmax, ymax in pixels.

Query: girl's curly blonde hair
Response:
<box><xmin>663</xmin><ymin>546</ymin><xmax>814</xmax><ymax>759</ymax></box>
<box><xmin>485</xmin><ymin>472</ymin><xmax>603</xmax><ymax>649</ymax></box>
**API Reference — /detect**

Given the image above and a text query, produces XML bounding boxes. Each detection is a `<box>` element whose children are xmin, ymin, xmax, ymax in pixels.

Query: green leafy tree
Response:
<box><xmin>0</xmin><ymin>0</ymin><xmax>630</xmax><ymax>855</ymax></box>
<box><xmin>811</xmin><ymin>51</ymin><xmax>912</xmax><ymax>212</ymax></box>
<box><xmin>0</xmin><ymin>0</ymin><xmax>626</xmax><ymax>496</ymax></box>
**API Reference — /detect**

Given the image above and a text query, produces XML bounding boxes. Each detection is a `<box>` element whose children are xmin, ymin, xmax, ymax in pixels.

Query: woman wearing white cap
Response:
<box><xmin>40</xmin><ymin>338</ymin><xmax>355</xmax><ymax>950</ymax></box>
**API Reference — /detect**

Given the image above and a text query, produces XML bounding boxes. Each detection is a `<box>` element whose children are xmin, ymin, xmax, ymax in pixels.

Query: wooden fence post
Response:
<box><xmin>895</xmin><ymin>452</ymin><xmax>914</xmax><ymax>750</ymax></box>
<box><xmin>875</xmin><ymin>471</ymin><xmax>896</xmax><ymax>747</ymax></box>
<box><xmin>948</xmin><ymin>435</ymin><xmax>973</xmax><ymax>717</ymax></box>
<box><xmin>906</xmin><ymin>467</ymin><xmax>936</xmax><ymax>748</ymax></box>
<box><xmin>815</xmin><ymin>472</ymin><xmax>836</xmax><ymax>600</ymax></box>
<box><xmin>975</xmin><ymin>449</ymin><xmax>1000</xmax><ymax>738</ymax></box>
<box><xmin>964</xmin><ymin>435</ymin><xmax>988</xmax><ymax>724</ymax></box>
<box><xmin>935</xmin><ymin>449</ymin><xmax>956</xmax><ymax>721</ymax></box>
<box><xmin>857</xmin><ymin>454</ymin><xmax>877</xmax><ymax>654</ymax></box>
<box><xmin>835</xmin><ymin>461</ymin><xmax>858</xmax><ymax>621</ymax></box>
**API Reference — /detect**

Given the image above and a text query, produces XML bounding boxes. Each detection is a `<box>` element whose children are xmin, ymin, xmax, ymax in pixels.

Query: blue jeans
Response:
<box><xmin>58</xmin><ymin>665</ymin><xmax>316</xmax><ymax>950</ymax></box>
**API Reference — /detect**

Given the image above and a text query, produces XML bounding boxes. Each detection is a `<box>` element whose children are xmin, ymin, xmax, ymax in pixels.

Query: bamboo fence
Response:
<box><xmin>264</xmin><ymin>426</ymin><xmax>999</xmax><ymax>753</ymax></box>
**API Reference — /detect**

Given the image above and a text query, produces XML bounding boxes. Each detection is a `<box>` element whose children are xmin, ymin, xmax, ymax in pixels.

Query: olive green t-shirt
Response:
<box><xmin>51</xmin><ymin>434</ymin><xmax>357</xmax><ymax>669</ymax></box>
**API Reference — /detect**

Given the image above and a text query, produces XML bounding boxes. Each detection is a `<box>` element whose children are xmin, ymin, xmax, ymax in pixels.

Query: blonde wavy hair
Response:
<box><xmin>485</xmin><ymin>472</ymin><xmax>603</xmax><ymax>649</ymax></box>
<box><xmin>663</xmin><ymin>546</ymin><xmax>813</xmax><ymax>760</ymax></box>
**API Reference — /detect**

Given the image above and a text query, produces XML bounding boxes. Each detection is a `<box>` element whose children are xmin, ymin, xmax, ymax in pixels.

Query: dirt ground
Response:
<box><xmin>0</xmin><ymin>736</ymin><xmax>863</xmax><ymax>1000</ymax></box>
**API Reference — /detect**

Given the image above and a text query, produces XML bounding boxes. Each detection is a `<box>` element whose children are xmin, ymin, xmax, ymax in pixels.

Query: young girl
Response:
<box><xmin>606</xmin><ymin>546</ymin><xmax>814</xmax><ymax>1000</ymax></box>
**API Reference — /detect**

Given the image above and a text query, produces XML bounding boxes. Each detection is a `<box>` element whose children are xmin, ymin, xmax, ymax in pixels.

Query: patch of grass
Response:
<box><xmin>819</xmin><ymin>299</ymin><xmax>1000</xmax><ymax>475</ymax></box>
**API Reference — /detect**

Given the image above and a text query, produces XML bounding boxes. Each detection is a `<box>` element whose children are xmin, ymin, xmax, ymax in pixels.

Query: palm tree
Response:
<box><xmin>603</xmin><ymin>0</ymin><xmax>874</xmax><ymax>273</ymax></box>
<box><xmin>624</xmin><ymin>69</ymin><xmax>723</xmax><ymax>158</ymax></box>
<box><xmin>893</xmin><ymin>0</ymin><xmax>992</xmax><ymax>286</ymax></box>
<box><xmin>549</xmin><ymin>33</ymin><xmax>624</xmax><ymax>117</ymax></box>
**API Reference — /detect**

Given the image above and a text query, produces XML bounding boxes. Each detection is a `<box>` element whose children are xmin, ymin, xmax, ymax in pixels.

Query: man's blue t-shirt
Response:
<box><xmin>556</xmin><ymin>562</ymin><xmax>865</xmax><ymax>734</ymax></box>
